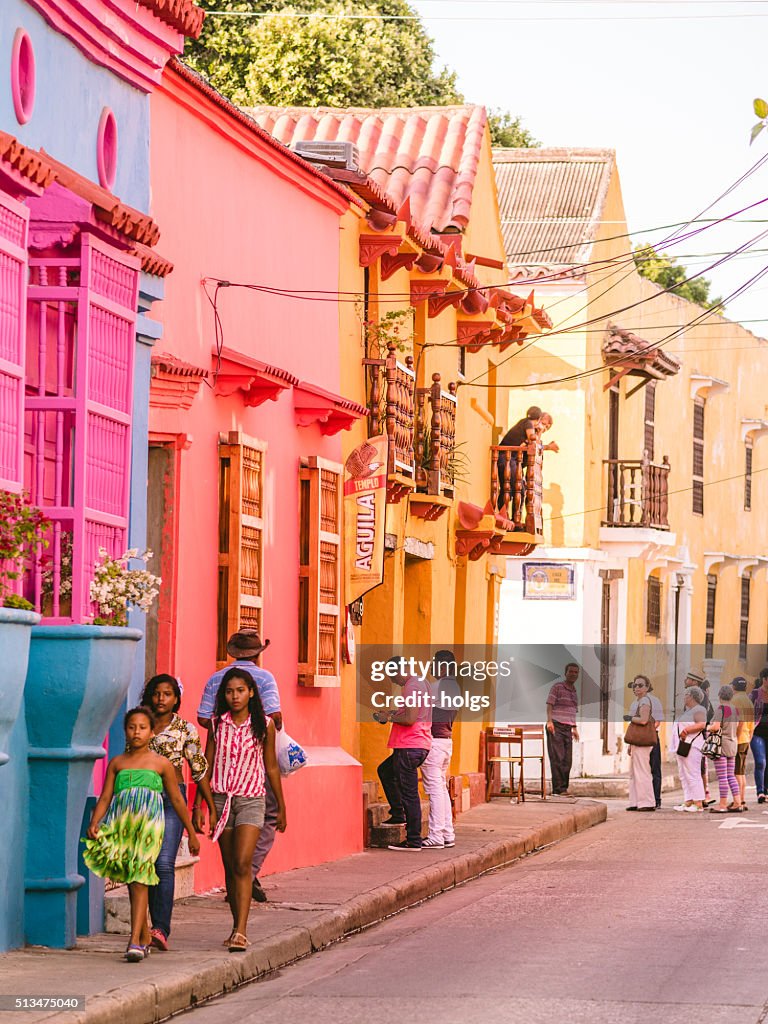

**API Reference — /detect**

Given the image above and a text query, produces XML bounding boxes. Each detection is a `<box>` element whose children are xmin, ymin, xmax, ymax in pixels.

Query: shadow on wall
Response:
<box><xmin>544</xmin><ymin>482</ymin><xmax>564</xmax><ymax>547</ymax></box>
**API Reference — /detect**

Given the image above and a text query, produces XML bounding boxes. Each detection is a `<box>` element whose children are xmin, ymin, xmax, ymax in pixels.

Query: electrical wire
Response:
<box><xmin>206</xmin><ymin>8</ymin><xmax>768</xmax><ymax>19</ymax></box>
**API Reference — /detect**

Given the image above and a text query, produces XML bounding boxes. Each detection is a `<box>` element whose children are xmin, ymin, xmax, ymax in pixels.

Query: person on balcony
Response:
<box><xmin>497</xmin><ymin>405</ymin><xmax>542</xmax><ymax>514</ymax></box>
<box><xmin>545</xmin><ymin>662</ymin><xmax>580</xmax><ymax>796</ymax></box>
<box><xmin>197</xmin><ymin>629</ymin><xmax>282</xmax><ymax>904</ymax></box>
<box><xmin>537</xmin><ymin>413</ymin><xmax>560</xmax><ymax>453</ymax></box>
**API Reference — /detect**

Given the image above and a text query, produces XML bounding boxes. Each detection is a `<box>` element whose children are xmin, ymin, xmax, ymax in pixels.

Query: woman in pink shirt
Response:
<box><xmin>204</xmin><ymin>667</ymin><xmax>286</xmax><ymax>952</ymax></box>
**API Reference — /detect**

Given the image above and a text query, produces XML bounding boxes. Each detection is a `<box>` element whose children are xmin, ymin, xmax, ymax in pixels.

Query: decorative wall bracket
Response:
<box><xmin>359</xmin><ymin>233</ymin><xmax>402</xmax><ymax>267</ymax></box>
<box><xmin>457</xmin><ymin>320</ymin><xmax>495</xmax><ymax>353</ymax></box>
<box><xmin>293</xmin><ymin>381</ymin><xmax>367</xmax><ymax>435</ymax></box>
<box><xmin>212</xmin><ymin>346</ymin><xmax>298</xmax><ymax>407</ymax></box>
<box><xmin>408</xmin><ymin>492</ymin><xmax>452</xmax><ymax>521</ymax></box>
<box><xmin>387</xmin><ymin>471</ymin><xmax>415</xmax><ymax>505</ymax></box>
<box><xmin>380</xmin><ymin>249</ymin><xmax>418</xmax><ymax>280</ymax></box>
<box><xmin>151</xmin><ymin>352</ymin><xmax>207</xmax><ymax>411</ymax></box>
<box><xmin>410</xmin><ymin>278</ymin><xmax>447</xmax><ymax>308</ymax></box>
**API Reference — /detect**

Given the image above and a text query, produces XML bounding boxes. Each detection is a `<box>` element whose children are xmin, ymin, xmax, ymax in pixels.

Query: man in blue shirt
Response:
<box><xmin>197</xmin><ymin>629</ymin><xmax>282</xmax><ymax>902</ymax></box>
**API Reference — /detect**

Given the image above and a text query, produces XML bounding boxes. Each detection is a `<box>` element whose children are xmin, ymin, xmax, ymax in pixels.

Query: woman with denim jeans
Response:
<box><xmin>142</xmin><ymin>675</ymin><xmax>217</xmax><ymax>950</ymax></box>
<box><xmin>749</xmin><ymin>670</ymin><xmax>768</xmax><ymax>803</ymax></box>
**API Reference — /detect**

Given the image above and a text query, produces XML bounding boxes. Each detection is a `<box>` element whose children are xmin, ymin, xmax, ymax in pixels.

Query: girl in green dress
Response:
<box><xmin>83</xmin><ymin>707</ymin><xmax>199</xmax><ymax>962</ymax></box>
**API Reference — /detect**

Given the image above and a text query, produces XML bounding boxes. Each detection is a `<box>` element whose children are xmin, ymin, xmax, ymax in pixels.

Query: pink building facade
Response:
<box><xmin>148</xmin><ymin>62</ymin><xmax>364</xmax><ymax>891</ymax></box>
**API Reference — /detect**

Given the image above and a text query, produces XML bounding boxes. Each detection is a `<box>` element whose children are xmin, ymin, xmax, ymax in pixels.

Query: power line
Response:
<box><xmin>206</xmin><ymin>8</ymin><xmax>768</xmax><ymax>18</ymax></box>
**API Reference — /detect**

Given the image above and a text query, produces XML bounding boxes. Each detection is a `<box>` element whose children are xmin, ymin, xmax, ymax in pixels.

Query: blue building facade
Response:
<box><xmin>0</xmin><ymin>0</ymin><xmax>201</xmax><ymax>951</ymax></box>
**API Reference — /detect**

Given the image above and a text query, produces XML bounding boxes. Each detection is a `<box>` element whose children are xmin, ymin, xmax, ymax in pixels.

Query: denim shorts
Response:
<box><xmin>213</xmin><ymin>793</ymin><xmax>266</xmax><ymax>830</ymax></box>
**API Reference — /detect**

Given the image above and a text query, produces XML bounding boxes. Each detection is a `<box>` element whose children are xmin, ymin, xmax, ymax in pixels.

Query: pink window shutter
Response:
<box><xmin>0</xmin><ymin>192</ymin><xmax>29</xmax><ymax>493</ymax></box>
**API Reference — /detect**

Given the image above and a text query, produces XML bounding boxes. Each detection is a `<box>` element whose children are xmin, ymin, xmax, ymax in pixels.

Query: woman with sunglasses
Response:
<box><xmin>625</xmin><ymin>676</ymin><xmax>657</xmax><ymax>812</ymax></box>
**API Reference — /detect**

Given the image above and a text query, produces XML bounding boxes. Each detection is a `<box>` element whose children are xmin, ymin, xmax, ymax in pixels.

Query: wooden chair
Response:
<box><xmin>484</xmin><ymin>725</ymin><xmax>547</xmax><ymax>802</ymax></box>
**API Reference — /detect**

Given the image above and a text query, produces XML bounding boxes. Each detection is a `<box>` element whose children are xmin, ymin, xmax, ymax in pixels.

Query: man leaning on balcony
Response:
<box><xmin>546</xmin><ymin>663</ymin><xmax>580</xmax><ymax>796</ymax></box>
<box><xmin>497</xmin><ymin>406</ymin><xmax>542</xmax><ymax>512</ymax></box>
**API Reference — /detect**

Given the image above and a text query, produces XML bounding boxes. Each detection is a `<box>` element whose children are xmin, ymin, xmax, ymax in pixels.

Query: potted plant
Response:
<box><xmin>0</xmin><ymin>489</ymin><xmax>46</xmax><ymax>767</ymax></box>
<box><xmin>23</xmin><ymin>547</ymin><xmax>160</xmax><ymax>948</ymax></box>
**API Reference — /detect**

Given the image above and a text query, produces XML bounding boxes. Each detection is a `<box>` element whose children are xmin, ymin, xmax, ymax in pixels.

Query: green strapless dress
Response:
<box><xmin>82</xmin><ymin>769</ymin><xmax>165</xmax><ymax>885</ymax></box>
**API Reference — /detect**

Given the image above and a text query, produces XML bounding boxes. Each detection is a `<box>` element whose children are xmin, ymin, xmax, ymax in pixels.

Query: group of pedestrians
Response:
<box><xmin>671</xmin><ymin>668</ymin><xmax>768</xmax><ymax>813</ymax></box>
<box><xmin>374</xmin><ymin>651</ymin><xmax>459</xmax><ymax>851</ymax></box>
<box><xmin>83</xmin><ymin>628</ymin><xmax>287</xmax><ymax>961</ymax></box>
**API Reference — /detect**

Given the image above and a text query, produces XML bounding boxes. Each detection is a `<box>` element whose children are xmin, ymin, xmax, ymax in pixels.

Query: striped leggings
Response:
<box><xmin>714</xmin><ymin>756</ymin><xmax>739</xmax><ymax>800</ymax></box>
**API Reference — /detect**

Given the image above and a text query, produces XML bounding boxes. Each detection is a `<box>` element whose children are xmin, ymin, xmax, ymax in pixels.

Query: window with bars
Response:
<box><xmin>705</xmin><ymin>573</ymin><xmax>717</xmax><ymax>659</ymax></box>
<box><xmin>745</xmin><ymin>441</ymin><xmax>753</xmax><ymax>511</ymax></box>
<box><xmin>692</xmin><ymin>398</ymin><xmax>705</xmax><ymax>515</ymax></box>
<box><xmin>217</xmin><ymin>432</ymin><xmax>266</xmax><ymax>668</ymax></box>
<box><xmin>644</xmin><ymin>382</ymin><xmax>656</xmax><ymax>461</ymax></box>
<box><xmin>646</xmin><ymin>575</ymin><xmax>661</xmax><ymax>637</ymax></box>
<box><xmin>740</xmin><ymin>573</ymin><xmax>751</xmax><ymax>661</ymax></box>
<box><xmin>298</xmin><ymin>456</ymin><xmax>343</xmax><ymax>687</ymax></box>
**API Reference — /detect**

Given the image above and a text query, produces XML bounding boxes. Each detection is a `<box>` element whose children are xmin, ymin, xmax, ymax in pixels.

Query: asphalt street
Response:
<box><xmin>183</xmin><ymin>797</ymin><xmax>768</xmax><ymax>1024</ymax></box>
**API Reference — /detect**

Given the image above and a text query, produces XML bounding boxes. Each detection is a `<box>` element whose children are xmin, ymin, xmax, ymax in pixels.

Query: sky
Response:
<box><xmin>410</xmin><ymin>0</ymin><xmax>768</xmax><ymax>331</ymax></box>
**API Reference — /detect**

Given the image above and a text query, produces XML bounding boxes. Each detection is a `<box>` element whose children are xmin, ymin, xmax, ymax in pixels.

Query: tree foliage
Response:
<box><xmin>487</xmin><ymin>109</ymin><xmax>539</xmax><ymax>149</ymax></box>
<box><xmin>634</xmin><ymin>244</ymin><xmax>723</xmax><ymax>311</ymax></box>
<box><xmin>185</xmin><ymin>1</ymin><xmax>537</xmax><ymax>147</ymax></box>
<box><xmin>186</xmin><ymin>0</ymin><xmax>461</xmax><ymax>107</ymax></box>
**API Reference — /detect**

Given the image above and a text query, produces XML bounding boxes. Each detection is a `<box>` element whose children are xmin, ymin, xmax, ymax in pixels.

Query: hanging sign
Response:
<box><xmin>344</xmin><ymin>435</ymin><xmax>388</xmax><ymax>603</ymax></box>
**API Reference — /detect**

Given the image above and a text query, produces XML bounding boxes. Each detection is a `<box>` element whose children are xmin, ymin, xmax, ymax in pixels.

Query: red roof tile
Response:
<box><xmin>248</xmin><ymin>105</ymin><xmax>488</xmax><ymax>234</ymax></box>
<box><xmin>137</xmin><ymin>0</ymin><xmax>205</xmax><ymax>38</ymax></box>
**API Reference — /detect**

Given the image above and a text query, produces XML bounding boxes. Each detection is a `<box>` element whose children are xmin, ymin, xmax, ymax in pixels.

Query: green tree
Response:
<box><xmin>186</xmin><ymin>0</ymin><xmax>461</xmax><ymax>107</ymax></box>
<box><xmin>634</xmin><ymin>244</ymin><xmax>723</xmax><ymax>311</ymax></box>
<box><xmin>185</xmin><ymin>1</ymin><xmax>537</xmax><ymax>147</ymax></box>
<box><xmin>487</xmin><ymin>109</ymin><xmax>539</xmax><ymax>149</ymax></box>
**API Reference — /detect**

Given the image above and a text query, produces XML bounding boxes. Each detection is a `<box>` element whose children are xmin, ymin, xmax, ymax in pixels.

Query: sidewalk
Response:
<box><xmin>0</xmin><ymin>797</ymin><xmax>606</xmax><ymax>1024</ymax></box>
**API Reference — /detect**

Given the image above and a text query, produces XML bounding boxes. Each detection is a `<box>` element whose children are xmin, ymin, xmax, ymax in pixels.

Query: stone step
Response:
<box><xmin>366</xmin><ymin>800</ymin><xmax>430</xmax><ymax>847</ymax></box>
<box><xmin>104</xmin><ymin>855</ymin><xmax>199</xmax><ymax>935</ymax></box>
<box><xmin>362</xmin><ymin>780</ymin><xmax>379</xmax><ymax>804</ymax></box>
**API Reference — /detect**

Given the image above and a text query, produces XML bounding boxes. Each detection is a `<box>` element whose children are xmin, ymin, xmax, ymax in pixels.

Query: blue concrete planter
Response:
<box><xmin>0</xmin><ymin>608</ymin><xmax>40</xmax><ymax>767</ymax></box>
<box><xmin>0</xmin><ymin>608</ymin><xmax>40</xmax><ymax>953</ymax></box>
<box><xmin>23</xmin><ymin>625</ymin><xmax>141</xmax><ymax>949</ymax></box>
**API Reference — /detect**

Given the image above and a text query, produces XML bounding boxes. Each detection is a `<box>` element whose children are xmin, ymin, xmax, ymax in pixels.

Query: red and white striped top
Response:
<box><xmin>210</xmin><ymin>712</ymin><xmax>266</xmax><ymax>840</ymax></box>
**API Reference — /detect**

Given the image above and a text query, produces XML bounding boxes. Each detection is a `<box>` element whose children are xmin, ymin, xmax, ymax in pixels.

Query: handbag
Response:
<box><xmin>625</xmin><ymin>699</ymin><xmax>657</xmax><ymax>747</ymax></box>
<box><xmin>701</xmin><ymin>708</ymin><xmax>724</xmax><ymax>760</ymax></box>
<box><xmin>676</xmin><ymin>734</ymin><xmax>693</xmax><ymax>757</ymax></box>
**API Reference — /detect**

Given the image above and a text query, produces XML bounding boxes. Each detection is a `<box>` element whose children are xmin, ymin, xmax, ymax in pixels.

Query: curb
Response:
<box><xmin>77</xmin><ymin>801</ymin><xmax>606</xmax><ymax>1024</ymax></box>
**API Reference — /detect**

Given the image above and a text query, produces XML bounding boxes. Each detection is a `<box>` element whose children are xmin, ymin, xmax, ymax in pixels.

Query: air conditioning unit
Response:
<box><xmin>293</xmin><ymin>140</ymin><xmax>360</xmax><ymax>172</ymax></box>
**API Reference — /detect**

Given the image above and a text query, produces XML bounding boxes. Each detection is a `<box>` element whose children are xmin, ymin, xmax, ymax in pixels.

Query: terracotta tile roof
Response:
<box><xmin>603</xmin><ymin>324</ymin><xmax>681</xmax><ymax>379</ymax></box>
<box><xmin>130</xmin><ymin>242</ymin><xmax>173</xmax><ymax>277</ymax></box>
<box><xmin>0</xmin><ymin>131</ymin><xmax>56</xmax><ymax>190</ymax></box>
<box><xmin>492</xmin><ymin>148</ymin><xmax>615</xmax><ymax>280</ymax></box>
<box><xmin>152</xmin><ymin>352</ymin><xmax>208</xmax><ymax>377</ymax></box>
<box><xmin>137</xmin><ymin>0</ymin><xmax>205</xmax><ymax>38</ymax></box>
<box><xmin>248</xmin><ymin>105</ymin><xmax>488</xmax><ymax>233</ymax></box>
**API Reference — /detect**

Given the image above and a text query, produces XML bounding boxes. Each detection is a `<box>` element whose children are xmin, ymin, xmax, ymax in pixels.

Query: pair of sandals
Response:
<box><xmin>709</xmin><ymin>804</ymin><xmax>745</xmax><ymax>814</ymax></box>
<box><xmin>224</xmin><ymin>930</ymin><xmax>250</xmax><ymax>953</ymax></box>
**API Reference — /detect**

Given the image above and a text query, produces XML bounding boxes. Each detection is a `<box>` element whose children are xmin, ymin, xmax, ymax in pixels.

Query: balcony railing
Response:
<box><xmin>367</xmin><ymin>341</ymin><xmax>416</xmax><ymax>479</ymax></box>
<box><xmin>490</xmin><ymin>441</ymin><xmax>543</xmax><ymax>536</ymax></box>
<box><xmin>603</xmin><ymin>453</ymin><xmax>670</xmax><ymax>529</ymax></box>
<box><xmin>416</xmin><ymin>373</ymin><xmax>457</xmax><ymax>498</ymax></box>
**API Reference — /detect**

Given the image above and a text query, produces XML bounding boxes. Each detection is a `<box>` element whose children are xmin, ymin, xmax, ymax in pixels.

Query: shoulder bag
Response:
<box><xmin>625</xmin><ymin>698</ymin><xmax>657</xmax><ymax>747</ymax></box>
<box><xmin>701</xmin><ymin>707</ymin><xmax>724</xmax><ymax>760</ymax></box>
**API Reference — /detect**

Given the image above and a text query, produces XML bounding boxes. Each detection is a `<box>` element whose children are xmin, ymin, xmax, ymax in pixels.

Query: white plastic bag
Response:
<box><xmin>275</xmin><ymin>728</ymin><xmax>308</xmax><ymax>776</ymax></box>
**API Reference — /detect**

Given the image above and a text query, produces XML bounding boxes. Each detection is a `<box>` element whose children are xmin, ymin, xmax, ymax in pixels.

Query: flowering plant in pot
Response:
<box><xmin>89</xmin><ymin>547</ymin><xmax>161</xmax><ymax>626</ymax></box>
<box><xmin>0</xmin><ymin>489</ymin><xmax>48</xmax><ymax>611</ymax></box>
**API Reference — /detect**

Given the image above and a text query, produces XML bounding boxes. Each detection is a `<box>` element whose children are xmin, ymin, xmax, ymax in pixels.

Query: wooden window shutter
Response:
<box><xmin>646</xmin><ymin>575</ymin><xmax>661</xmax><ymax>637</ymax></box>
<box><xmin>217</xmin><ymin>432</ymin><xmax>266</xmax><ymax>668</ymax></box>
<box><xmin>739</xmin><ymin>573</ymin><xmax>751</xmax><ymax>661</ymax></box>
<box><xmin>298</xmin><ymin>456</ymin><xmax>342</xmax><ymax>687</ymax></box>
<box><xmin>643</xmin><ymin>382</ymin><xmax>656</xmax><ymax>462</ymax></box>
<box><xmin>692</xmin><ymin>398</ymin><xmax>704</xmax><ymax>515</ymax></box>
<box><xmin>745</xmin><ymin>441</ymin><xmax>753</xmax><ymax>511</ymax></box>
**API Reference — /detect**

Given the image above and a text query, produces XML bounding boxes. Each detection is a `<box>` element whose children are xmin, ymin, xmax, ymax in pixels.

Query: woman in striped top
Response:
<box><xmin>204</xmin><ymin>667</ymin><xmax>286</xmax><ymax>952</ymax></box>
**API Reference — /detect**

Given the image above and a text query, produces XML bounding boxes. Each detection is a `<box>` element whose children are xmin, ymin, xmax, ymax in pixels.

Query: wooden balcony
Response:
<box><xmin>603</xmin><ymin>454</ymin><xmax>670</xmax><ymax>529</ymax></box>
<box><xmin>366</xmin><ymin>341</ymin><xmax>416</xmax><ymax>503</ymax></box>
<box><xmin>415</xmin><ymin>373</ymin><xmax>457</xmax><ymax>502</ymax></box>
<box><xmin>490</xmin><ymin>441</ymin><xmax>544</xmax><ymax>539</ymax></box>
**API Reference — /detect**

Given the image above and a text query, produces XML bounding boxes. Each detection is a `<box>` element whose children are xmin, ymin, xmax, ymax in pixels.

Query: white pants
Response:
<box><xmin>677</xmin><ymin>746</ymin><xmax>705</xmax><ymax>803</ymax></box>
<box><xmin>420</xmin><ymin>737</ymin><xmax>454</xmax><ymax>842</ymax></box>
<box><xmin>628</xmin><ymin>745</ymin><xmax>655</xmax><ymax>808</ymax></box>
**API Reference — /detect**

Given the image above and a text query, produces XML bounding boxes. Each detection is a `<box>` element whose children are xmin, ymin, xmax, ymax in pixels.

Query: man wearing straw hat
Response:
<box><xmin>197</xmin><ymin>629</ymin><xmax>283</xmax><ymax>902</ymax></box>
